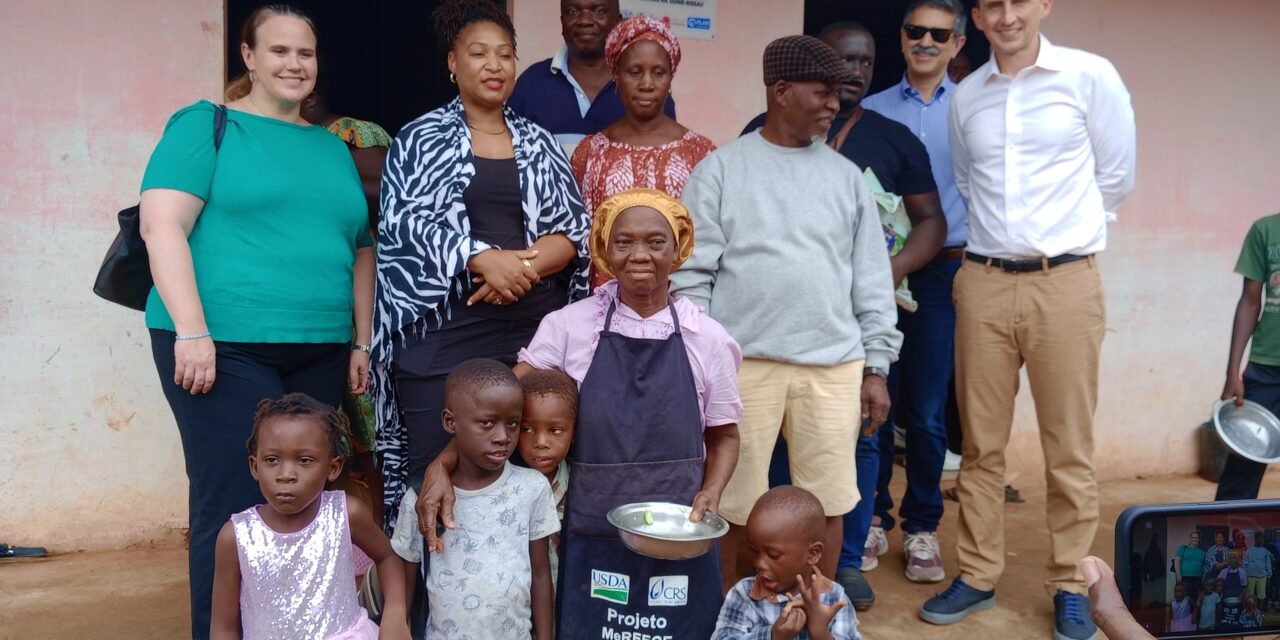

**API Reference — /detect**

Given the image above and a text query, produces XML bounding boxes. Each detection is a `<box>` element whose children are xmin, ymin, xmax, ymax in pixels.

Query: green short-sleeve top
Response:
<box><xmin>140</xmin><ymin>101</ymin><xmax>372</xmax><ymax>343</ymax></box>
<box><xmin>1236</xmin><ymin>214</ymin><xmax>1280</xmax><ymax>366</ymax></box>
<box><xmin>1176</xmin><ymin>544</ymin><xmax>1206</xmax><ymax>577</ymax></box>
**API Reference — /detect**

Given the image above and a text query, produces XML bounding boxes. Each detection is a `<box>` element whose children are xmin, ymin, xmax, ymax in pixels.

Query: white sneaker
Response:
<box><xmin>942</xmin><ymin>450</ymin><xmax>962</xmax><ymax>473</ymax></box>
<box><xmin>862</xmin><ymin>525</ymin><xmax>889</xmax><ymax>571</ymax></box>
<box><xmin>904</xmin><ymin>531</ymin><xmax>946</xmax><ymax>583</ymax></box>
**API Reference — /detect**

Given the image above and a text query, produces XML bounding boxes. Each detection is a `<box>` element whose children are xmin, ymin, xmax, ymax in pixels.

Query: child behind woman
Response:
<box><xmin>712</xmin><ymin>486</ymin><xmax>861</xmax><ymax>640</ymax></box>
<box><xmin>211</xmin><ymin>393</ymin><xmax>410</xmax><ymax>639</ymax></box>
<box><xmin>517</xmin><ymin>369</ymin><xmax>578</xmax><ymax>589</ymax></box>
<box><xmin>426</xmin><ymin>359</ymin><xmax>559</xmax><ymax>639</ymax></box>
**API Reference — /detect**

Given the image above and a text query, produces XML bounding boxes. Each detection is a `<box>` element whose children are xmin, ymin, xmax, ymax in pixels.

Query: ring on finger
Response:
<box><xmin>520</xmin><ymin>258</ymin><xmax>532</xmax><ymax>268</ymax></box>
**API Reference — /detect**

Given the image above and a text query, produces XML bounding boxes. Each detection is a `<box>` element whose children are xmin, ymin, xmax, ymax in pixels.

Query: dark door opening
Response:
<box><xmin>803</xmin><ymin>0</ymin><xmax>988</xmax><ymax>98</ymax></box>
<box><xmin>225</xmin><ymin>0</ymin><xmax>497</xmax><ymax>135</ymax></box>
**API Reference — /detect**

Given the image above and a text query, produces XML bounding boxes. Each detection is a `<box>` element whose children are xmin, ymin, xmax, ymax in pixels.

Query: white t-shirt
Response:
<box><xmin>390</xmin><ymin>485</ymin><xmax>425</xmax><ymax>564</ymax></box>
<box><xmin>426</xmin><ymin>463</ymin><xmax>560</xmax><ymax>639</ymax></box>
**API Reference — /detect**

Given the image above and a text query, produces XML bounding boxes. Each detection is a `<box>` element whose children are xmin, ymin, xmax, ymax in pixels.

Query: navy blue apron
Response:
<box><xmin>557</xmin><ymin>300</ymin><xmax>723</xmax><ymax>639</ymax></box>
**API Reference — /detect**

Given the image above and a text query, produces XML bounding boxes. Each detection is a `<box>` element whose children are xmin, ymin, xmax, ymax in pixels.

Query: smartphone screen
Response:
<box><xmin>1123</xmin><ymin>506</ymin><xmax>1280</xmax><ymax>637</ymax></box>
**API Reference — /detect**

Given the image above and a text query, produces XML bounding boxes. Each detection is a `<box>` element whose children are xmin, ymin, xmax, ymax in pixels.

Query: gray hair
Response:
<box><xmin>903</xmin><ymin>0</ymin><xmax>967</xmax><ymax>36</ymax></box>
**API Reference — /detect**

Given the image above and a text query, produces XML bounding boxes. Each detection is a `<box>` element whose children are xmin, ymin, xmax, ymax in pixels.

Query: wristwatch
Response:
<box><xmin>352</xmin><ymin>343</ymin><xmax>372</xmax><ymax>353</ymax></box>
<box><xmin>863</xmin><ymin>366</ymin><xmax>888</xmax><ymax>381</ymax></box>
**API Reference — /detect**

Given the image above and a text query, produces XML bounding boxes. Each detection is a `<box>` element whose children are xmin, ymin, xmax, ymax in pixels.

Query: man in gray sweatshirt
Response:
<box><xmin>671</xmin><ymin>35</ymin><xmax>903</xmax><ymax>586</ymax></box>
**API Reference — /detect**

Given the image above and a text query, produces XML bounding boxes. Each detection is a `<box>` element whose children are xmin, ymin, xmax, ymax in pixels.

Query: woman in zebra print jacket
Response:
<box><xmin>371</xmin><ymin>1</ymin><xmax>592</xmax><ymax>536</ymax></box>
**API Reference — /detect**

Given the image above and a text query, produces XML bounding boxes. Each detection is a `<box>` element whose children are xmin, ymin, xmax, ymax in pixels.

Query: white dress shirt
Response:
<box><xmin>948</xmin><ymin>36</ymin><xmax>1136</xmax><ymax>259</ymax></box>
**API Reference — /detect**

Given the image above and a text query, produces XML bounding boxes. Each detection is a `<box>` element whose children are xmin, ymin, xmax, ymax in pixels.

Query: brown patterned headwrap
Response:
<box><xmin>590</xmin><ymin>188</ymin><xmax>695</xmax><ymax>280</ymax></box>
<box><xmin>605</xmin><ymin>16</ymin><xmax>682</xmax><ymax>76</ymax></box>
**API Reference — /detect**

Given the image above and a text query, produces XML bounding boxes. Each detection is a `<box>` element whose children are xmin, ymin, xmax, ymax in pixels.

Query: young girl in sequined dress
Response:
<box><xmin>209</xmin><ymin>394</ymin><xmax>411</xmax><ymax>639</ymax></box>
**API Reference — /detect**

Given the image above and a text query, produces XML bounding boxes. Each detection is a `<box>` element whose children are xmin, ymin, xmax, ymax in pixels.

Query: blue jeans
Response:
<box><xmin>1216</xmin><ymin>362</ymin><xmax>1280</xmax><ymax>500</ymax></box>
<box><xmin>840</xmin><ymin>259</ymin><xmax>959</xmax><ymax>570</ymax></box>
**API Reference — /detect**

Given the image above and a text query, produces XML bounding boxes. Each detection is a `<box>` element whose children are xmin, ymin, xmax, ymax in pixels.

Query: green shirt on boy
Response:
<box><xmin>1236</xmin><ymin>214</ymin><xmax>1280</xmax><ymax>366</ymax></box>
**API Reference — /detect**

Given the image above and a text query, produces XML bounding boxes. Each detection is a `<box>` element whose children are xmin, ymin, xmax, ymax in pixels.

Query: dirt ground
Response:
<box><xmin>5</xmin><ymin>471</ymin><xmax>1280</xmax><ymax>640</ymax></box>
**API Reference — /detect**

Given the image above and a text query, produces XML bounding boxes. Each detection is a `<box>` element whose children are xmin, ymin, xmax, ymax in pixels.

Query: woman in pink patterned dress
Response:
<box><xmin>570</xmin><ymin>16</ymin><xmax>715</xmax><ymax>288</ymax></box>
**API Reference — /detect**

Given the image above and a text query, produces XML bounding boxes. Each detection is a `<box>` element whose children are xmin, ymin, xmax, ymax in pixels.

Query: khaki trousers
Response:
<box><xmin>953</xmin><ymin>257</ymin><xmax>1105</xmax><ymax>596</ymax></box>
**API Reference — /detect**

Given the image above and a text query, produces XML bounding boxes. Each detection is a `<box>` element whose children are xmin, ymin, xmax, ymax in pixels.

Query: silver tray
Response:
<box><xmin>607</xmin><ymin>501</ymin><xmax>729</xmax><ymax>560</ymax></box>
<box><xmin>1213</xmin><ymin>398</ymin><xmax>1280</xmax><ymax>464</ymax></box>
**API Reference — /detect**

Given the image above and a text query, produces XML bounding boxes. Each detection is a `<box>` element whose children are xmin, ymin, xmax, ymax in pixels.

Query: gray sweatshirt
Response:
<box><xmin>670</xmin><ymin>131</ymin><xmax>902</xmax><ymax>370</ymax></box>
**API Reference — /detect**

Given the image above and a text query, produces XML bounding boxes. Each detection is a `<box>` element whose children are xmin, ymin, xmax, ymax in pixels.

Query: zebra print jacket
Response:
<box><xmin>372</xmin><ymin>97</ymin><xmax>591</xmax><ymax>530</ymax></box>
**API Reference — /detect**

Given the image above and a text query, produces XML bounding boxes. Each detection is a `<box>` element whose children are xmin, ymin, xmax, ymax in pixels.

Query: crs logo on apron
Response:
<box><xmin>648</xmin><ymin>576</ymin><xmax>689</xmax><ymax>607</ymax></box>
<box><xmin>592</xmin><ymin>570</ymin><xmax>631</xmax><ymax>605</ymax></box>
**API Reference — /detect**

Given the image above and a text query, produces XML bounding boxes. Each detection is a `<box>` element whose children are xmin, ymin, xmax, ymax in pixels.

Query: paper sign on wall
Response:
<box><xmin>620</xmin><ymin>0</ymin><xmax>717</xmax><ymax>40</ymax></box>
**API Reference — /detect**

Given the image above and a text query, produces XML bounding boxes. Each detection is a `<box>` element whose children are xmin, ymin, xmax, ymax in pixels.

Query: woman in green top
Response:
<box><xmin>137</xmin><ymin>7</ymin><xmax>376</xmax><ymax>638</ymax></box>
<box><xmin>1175</xmin><ymin>530</ymin><xmax>1208</xmax><ymax>600</ymax></box>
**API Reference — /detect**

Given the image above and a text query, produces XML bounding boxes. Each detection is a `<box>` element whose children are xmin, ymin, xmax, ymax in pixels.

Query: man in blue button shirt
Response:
<box><xmin>508</xmin><ymin>0</ymin><xmax>676</xmax><ymax>156</ymax></box>
<box><xmin>859</xmin><ymin>0</ymin><xmax>969</xmax><ymax>597</ymax></box>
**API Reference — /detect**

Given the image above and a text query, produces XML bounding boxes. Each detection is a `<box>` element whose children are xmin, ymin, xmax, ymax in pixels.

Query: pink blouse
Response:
<box><xmin>517</xmin><ymin>282</ymin><xmax>743</xmax><ymax>428</ymax></box>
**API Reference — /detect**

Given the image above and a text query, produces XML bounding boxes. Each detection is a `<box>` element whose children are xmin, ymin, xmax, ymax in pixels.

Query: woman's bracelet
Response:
<box><xmin>175</xmin><ymin>332</ymin><xmax>212</xmax><ymax>341</ymax></box>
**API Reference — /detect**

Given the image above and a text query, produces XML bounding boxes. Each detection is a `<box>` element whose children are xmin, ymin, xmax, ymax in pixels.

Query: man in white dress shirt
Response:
<box><xmin>917</xmin><ymin>2</ymin><xmax>1135</xmax><ymax>639</ymax></box>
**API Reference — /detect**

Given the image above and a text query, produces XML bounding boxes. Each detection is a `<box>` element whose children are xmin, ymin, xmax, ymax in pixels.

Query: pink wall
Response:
<box><xmin>3</xmin><ymin>0</ymin><xmax>1278</xmax><ymax>551</ymax></box>
<box><xmin>1008</xmin><ymin>0</ymin><xmax>1280</xmax><ymax>485</ymax></box>
<box><xmin>0</xmin><ymin>0</ymin><xmax>224</xmax><ymax>550</ymax></box>
<box><xmin>511</xmin><ymin>0</ymin><xmax>805</xmax><ymax>146</ymax></box>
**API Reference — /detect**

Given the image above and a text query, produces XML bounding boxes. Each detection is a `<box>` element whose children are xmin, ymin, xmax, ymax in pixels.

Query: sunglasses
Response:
<box><xmin>902</xmin><ymin>24</ymin><xmax>955</xmax><ymax>43</ymax></box>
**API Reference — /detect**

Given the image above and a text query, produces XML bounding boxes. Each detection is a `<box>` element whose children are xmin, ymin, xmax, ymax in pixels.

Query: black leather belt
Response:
<box><xmin>965</xmin><ymin>251</ymin><xmax>1090</xmax><ymax>273</ymax></box>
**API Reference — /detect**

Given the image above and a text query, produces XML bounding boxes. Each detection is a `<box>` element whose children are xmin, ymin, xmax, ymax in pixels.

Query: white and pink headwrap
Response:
<box><xmin>605</xmin><ymin>16</ymin><xmax>682</xmax><ymax>75</ymax></box>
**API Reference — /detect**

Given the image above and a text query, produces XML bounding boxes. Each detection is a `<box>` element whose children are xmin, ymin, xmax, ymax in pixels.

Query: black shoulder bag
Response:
<box><xmin>93</xmin><ymin>104</ymin><xmax>227</xmax><ymax>311</ymax></box>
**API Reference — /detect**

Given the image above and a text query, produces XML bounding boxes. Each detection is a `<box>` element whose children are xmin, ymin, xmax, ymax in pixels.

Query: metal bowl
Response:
<box><xmin>1213</xmin><ymin>398</ymin><xmax>1280</xmax><ymax>464</ymax></box>
<box><xmin>607</xmin><ymin>501</ymin><xmax>729</xmax><ymax>560</ymax></box>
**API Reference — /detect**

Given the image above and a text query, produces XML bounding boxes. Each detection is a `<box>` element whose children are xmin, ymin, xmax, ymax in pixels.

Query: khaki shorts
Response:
<box><xmin>718</xmin><ymin>358</ymin><xmax>863</xmax><ymax>524</ymax></box>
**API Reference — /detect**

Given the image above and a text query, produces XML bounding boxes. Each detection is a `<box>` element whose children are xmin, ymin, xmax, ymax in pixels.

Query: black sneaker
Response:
<box><xmin>919</xmin><ymin>577</ymin><xmax>995</xmax><ymax>625</ymax></box>
<box><xmin>836</xmin><ymin>566</ymin><xmax>876</xmax><ymax>611</ymax></box>
<box><xmin>1053</xmin><ymin>590</ymin><xmax>1097</xmax><ymax>640</ymax></box>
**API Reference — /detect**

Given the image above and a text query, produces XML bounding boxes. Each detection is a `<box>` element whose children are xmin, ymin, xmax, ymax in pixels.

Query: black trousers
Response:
<box><xmin>150</xmin><ymin>329</ymin><xmax>347</xmax><ymax>639</ymax></box>
<box><xmin>392</xmin><ymin>318</ymin><xmax>540</xmax><ymax>481</ymax></box>
<box><xmin>1217</xmin><ymin>363</ymin><xmax>1280</xmax><ymax>501</ymax></box>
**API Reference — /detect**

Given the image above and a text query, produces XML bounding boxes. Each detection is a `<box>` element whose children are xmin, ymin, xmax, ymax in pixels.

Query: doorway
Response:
<box><xmin>803</xmin><ymin>0</ymin><xmax>988</xmax><ymax>98</ymax></box>
<box><xmin>225</xmin><ymin>0</ymin><xmax>491</xmax><ymax>135</ymax></box>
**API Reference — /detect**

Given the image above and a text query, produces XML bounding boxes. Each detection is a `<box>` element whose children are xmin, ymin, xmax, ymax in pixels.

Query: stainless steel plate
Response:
<box><xmin>607</xmin><ymin>502</ymin><xmax>729</xmax><ymax>560</ymax></box>
<box><xmin>1213</xmin><ymin>398</ymin><xmax>1280</xmax><ymax>464</ymax></box>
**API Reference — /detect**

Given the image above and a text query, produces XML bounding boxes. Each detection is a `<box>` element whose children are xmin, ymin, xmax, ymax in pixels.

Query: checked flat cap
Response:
<box><xmin>763</xmin><ymin>35</ymin><xmax>856</xmax><ymax>85</ymax></box>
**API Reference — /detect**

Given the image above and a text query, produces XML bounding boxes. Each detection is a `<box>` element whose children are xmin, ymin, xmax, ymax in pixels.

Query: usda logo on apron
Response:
<box><xmin>591</xmin><ymin>570</ymin><xmax>631</xmax><ymax>604</ymax></box>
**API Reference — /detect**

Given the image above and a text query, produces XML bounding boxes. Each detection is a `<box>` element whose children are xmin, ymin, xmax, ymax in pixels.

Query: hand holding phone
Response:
<box><xmin>1082</xmin><ymin>556</ymin><xmax>1156</xmax><ymax>640</ymax></box>
<box><xmin>1115</xmin><ymin>499</ymin><xmax>1280</xmax><ymax>638</ymax></box>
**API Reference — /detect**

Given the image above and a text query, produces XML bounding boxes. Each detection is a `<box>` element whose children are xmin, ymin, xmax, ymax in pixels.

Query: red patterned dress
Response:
<box><xmin>570</xmin><ymin>130</ymin><xmax>716</xmax><ymax>288</ymax></box>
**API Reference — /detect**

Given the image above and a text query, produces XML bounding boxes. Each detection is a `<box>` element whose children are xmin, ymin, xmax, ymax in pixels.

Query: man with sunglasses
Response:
<box><xmin>856</xmin><ymin>0</ymin><xmax>969</xmax><ymax>600</ymax></box>
<box><xmin>918</xmin><ymin>1</ymin><xmax>1135</xmax><ymax>639</ymax></box>
<box><xmin>508</xmin><ymin>0</ymin><xmax>675</xmax><ymax>156</ymax></box>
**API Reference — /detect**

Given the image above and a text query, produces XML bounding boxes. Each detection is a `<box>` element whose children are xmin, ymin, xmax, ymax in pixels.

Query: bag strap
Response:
<box><xmin>828</xmin><ymin>107</ymin><xmax>864</xmax><ymax>153</ymax></box>
<box><xmin>213</xmin><ymin>104</ymin><xmax>228</xmax><ymax>151</ymax></box>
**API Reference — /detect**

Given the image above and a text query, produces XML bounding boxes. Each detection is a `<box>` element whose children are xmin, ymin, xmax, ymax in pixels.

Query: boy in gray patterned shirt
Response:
<box><xmin>419</xmin><ymin>359</ymin><xmax>559</xmax><ymax>639</ymax></box>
